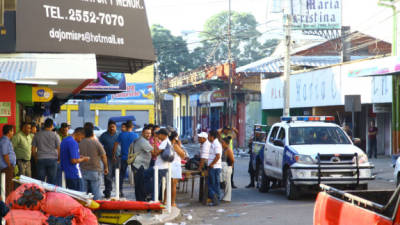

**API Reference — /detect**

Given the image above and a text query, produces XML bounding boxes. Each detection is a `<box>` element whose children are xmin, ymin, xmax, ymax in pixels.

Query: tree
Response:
<box><xmin>151</xmin><ymin>24</ymin><xmax>191</xmax><ymax>78</ymax></box>
<box><xmin>199</xmin><ymin>11</ymin><xmax>269</xmax><ymax>68</ymax></box>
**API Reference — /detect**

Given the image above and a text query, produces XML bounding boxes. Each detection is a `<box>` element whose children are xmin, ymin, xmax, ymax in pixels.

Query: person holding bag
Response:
<box><xmin>169</xmin><ymin>131</ymin><xmax>186</xmax><ymax>207</ymax></box>
<box><xmin>153</xmin><ymin>128</ymin><xmax>172</xmax><ymax>202</ymax></box>
<box><xmin>221</xmin><ymin>136</ymin><xmax>235</xmax><ymax>202</ymax></box>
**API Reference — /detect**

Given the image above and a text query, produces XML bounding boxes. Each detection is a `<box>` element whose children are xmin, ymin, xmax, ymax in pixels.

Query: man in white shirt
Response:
<box><xmin>207</xmin><ymin>130</ymin><xmax>222</xmax><ymax>206</ymax></box>
<box><xmin>153</xmin><ymin>128</ymin><xmax>171</xmax><ymax>202</ymax></box>
<box><xmin>198</xmin><ymin>132</ymin><xmax>210</xmax><ymax>171</ymax></box>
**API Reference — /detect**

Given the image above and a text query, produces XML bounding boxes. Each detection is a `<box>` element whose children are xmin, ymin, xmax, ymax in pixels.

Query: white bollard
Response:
<box><xmin>115</xmin><ymin>168</ymin><xmax>120</xmax><ymax>200</ymax></box>
<box><xmin>166</xmin><ymin>163</ymin><xmax>172</xmax><ymax>213</ymax></box>
<box><xmin>162</xmin><ymin>177</ymin><xmax>166</xmax><ymax>203</ymax></box>
<box><xmin>1</xmin><ymin>173</ymin><xmax>5</xmax><ymax>202</ymax></box>
<box><xmin>62</xmin><ymin>171</ymin><xmax>66</xmax><ymax>188</ymax></box>
<box><xmin>154</xmin><ymin>166</ymin><xmax>159</xmax><ymax>202</ymax></box>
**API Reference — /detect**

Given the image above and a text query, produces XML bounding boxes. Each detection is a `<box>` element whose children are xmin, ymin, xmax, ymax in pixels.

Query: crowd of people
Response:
<box><xmin>198</xmin><ymin>127</ymin><xmax>236</xmax><ymax>206</ymax></box>
<box><xmin>0</xmin><ymin>118</ymin><xmax>240</xmax><ymax>208</ymax></box>
<box><xmin>0</xmin><ymin>118</ymin><xmax>193</xmax><ymax>206</ymax></box>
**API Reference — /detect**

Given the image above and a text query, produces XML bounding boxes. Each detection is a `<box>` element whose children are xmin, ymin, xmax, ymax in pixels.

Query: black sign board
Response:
<box><xmin>0</xmin><ymin>0</ymin><xmax>155</xmax><ymax>72</ymax></box>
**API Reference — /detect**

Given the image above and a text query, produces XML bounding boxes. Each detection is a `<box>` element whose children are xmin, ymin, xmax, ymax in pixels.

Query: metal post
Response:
<box><xmin>1</xmin><ymin>172</ymin><xmax>5</xmax><ymax>201</ymax></box>
<box><xmin>115</xmin><ymin>168</ymin><xmax>120</xmax><ymax>200</ymax></box>
<box><xmin>155</xmin><ymin>62</ymin><xmax>162</xmax><ymax>125</ymax></box>
<box><xmin>62</xmin><ymin>171</ymin><xmax>66</xmax><ymax>188</ymax></box>
<box><xmin>166</xmin><ymin>163</ymin><xmax>172</xmax><ymax>213</ymax></box>
<box><xmin>352</xmin><ymin>111</ymin><xmax>355</xmax><ymax>139</ymax></box>
<box><xmin>378</xmin><ymin>0</ymin><xmax>398</xmax><ymax>154</ymax></box>
<box><xmin>227</xmin><ymin>0</ymin><xmax>233</xmax><ymax>128</ymax></box>
<box><xmin>154</xmin><ymin>166</ymin><xmax>159</xmax><ymax>202</ymax></box>
<box><xmin>1</xmin><ymin>172</ymin><xmax>4</xmax><ymax>225</ymax></box>
<box><xmin>283</xmin><ymin>12</ymin><xmax>292</xmax><ymax>117</ymax></box>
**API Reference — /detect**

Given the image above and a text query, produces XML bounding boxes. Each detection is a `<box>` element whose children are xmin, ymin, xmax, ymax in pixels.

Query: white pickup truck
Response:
<box><xmin>258</xmin><ymin>116</ymin><xmax>375</xmax><ymax>200</ymax></box>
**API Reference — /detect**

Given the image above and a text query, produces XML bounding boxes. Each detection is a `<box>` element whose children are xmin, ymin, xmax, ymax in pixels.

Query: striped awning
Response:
<box><xmin>0</xmin><ymin>60</ymin><xmax>36</xmax><ymax>81</ymax></box>
<box><xmin>237</xmin><ymin>56</ymin><xmax>364</xmax><ymax>74</ymax></box>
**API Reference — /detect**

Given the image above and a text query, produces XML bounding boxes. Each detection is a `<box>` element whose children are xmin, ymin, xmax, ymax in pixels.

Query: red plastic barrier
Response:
<box><xmin>41</xmin><ymin>192</ymin><xmax>83</xmax><ymax>218</ymax></box>
<box><xmin>313</xmin><ymin>192</ymin><xmax>392</xmax><ymax>225</ymax></box>
<box><xmin>79</xmin><ymin>207</ymin><xmax>99</xmax><ymax>225</ymax></box>
<box><xmin>6</xmin><ymin>183</ymin><xmax>46</xmax><ymax>210</ymax></box>
<box><xmin>4</xmin><ymin>209</ymin><xmax>48</xmax><ymax>225</ymax></box>
<box><xmin>96</xmin><ymin>200</ymin><xmax>164</xmax><ymax>211</ymax></box>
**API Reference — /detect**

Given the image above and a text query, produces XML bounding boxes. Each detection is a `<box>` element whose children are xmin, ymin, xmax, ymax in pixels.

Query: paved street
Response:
<box><xmin>165</xmin><ymin>144</ymin><xmax>397</xmax><ymax>225</ymax></box>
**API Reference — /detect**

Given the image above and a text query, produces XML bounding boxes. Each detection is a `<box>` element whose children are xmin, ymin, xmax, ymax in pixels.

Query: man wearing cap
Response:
<box><xmin>198</xmin><ymin>132</ymin><xmax>211</xmax><ymax>172</ymax></box>
<box><xmin>218</xmin><ymin>126</ymin><xmax>238</xmax><ymax>189</ymax></box>
<box><xmin>153</xmin><ymin>128</ymin><xmax>171</xmax><ymax>202</ymax></box>
<box><xmin>12</xmin><ymin>122</ymin><xmax>32</xmax><ymax>177</ymax></box>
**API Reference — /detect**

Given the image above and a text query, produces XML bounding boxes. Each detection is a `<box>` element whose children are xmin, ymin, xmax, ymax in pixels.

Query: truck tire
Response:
<box><xmin>285</xmin><ymin>170</ymin><xmax>299</xmax><ymax>200</ymax></box>
<box><xmin>258</xmin><ymin>166</ymin><xmax>270</xmax><ymax>193</ymax></box>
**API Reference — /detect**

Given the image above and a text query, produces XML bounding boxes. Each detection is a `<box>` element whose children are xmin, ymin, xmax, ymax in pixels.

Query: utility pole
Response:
<box><xmin>227</xmin><ymin>0</ymin><xmax>233</xmax><ymax>128</ymax></box>
<box><xmin>154</xmin><ymin>56</ymin><xmax>161</xmax><ymax>125</ymax></box>
<box><xmin>378</xmin><ymin>0</ymin><xmax>399</xmax><ymax>154</ymax></box>
<box><xmin>282</xmin><ymin>4</ymin><xmax>292</xmax><ymax>117</ymax></box>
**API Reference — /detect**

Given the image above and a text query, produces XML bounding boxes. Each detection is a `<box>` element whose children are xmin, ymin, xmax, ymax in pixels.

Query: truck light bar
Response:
<box><xmin>281</xmin><ymin>116</ymin><xmax>335</xmax><ymax>122</ymax></box>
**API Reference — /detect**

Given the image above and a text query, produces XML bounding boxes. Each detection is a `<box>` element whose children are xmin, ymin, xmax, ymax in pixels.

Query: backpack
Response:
<box><xmin>160</xmin><ymin>142</ymin><xmax>175</xmax><ymax>162</ymax></box>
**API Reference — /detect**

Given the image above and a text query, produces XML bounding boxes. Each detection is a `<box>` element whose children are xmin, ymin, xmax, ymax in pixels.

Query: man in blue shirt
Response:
<box><xmin>60</xmin><ymin>127</ymin><xmax>89</xmax><ymax>191</ymax></box>
<box><xmin>112</xmin><ymin>120</ymin><xmax>138</xmax><ymax>197</ymax></box>
<box><xmin>0</xmin><ymin>125</ymin><xmax>16</xmax><ymax>196</ymax></box>
<box><xmin>99</xmin><ymin>120</ymin><xmax>119</xmax><ymax>198</ymax></box>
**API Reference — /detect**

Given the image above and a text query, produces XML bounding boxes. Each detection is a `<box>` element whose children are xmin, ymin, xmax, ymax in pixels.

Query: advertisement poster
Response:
<box><xmin>84</xmin><ymin>72</ymin><xmax>127</xmax><ymax>92</ymax></box>
<box><xmin>110</xmin><ymin>83</ymin><xmax>154</xmax><ymax>101</ymax></box>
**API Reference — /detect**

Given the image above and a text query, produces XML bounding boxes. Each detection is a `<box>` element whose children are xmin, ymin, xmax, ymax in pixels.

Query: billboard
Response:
<box><xmin>109</xmin><ymin>83</ymin><xmax>154</xmax><ymax>101</ymax></box>
<box><xmin>83</xmin><ymin>72</ymin><xmax>126</xmax><ymax>92</ymax></box>
<box><xmin>291</xmin><ymin>0</ymin><xmax>342</xmax><ymax>30</ymax></box>
<box><xmin>7</xmin><ymin>0</ymin><xmax>154</xmax><ymax>61</ymax></box>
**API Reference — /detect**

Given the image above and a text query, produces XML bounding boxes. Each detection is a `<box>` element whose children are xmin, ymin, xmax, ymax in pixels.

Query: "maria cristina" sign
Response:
<box><xmin>291</xmin><ymin>0</ymin><xmax>342</xmax><ymax>30</ymax></box>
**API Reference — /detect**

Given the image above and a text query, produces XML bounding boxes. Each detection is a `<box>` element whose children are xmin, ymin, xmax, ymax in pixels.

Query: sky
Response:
<box><xmin>144</xmin><ymin>0</ymin><xmax>394</xmax><ymax>43</ymax></box>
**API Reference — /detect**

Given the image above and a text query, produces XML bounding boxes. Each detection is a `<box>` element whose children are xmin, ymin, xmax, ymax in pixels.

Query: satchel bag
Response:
<box><xmin>160</xmin><ymin>142</ymin><xmax>175</xmax><ymax>162</ymax></box>
<box><xmin>127</xmin><ymin>140</ymin><xmax>139</xmax><ymax>164</ymax></box>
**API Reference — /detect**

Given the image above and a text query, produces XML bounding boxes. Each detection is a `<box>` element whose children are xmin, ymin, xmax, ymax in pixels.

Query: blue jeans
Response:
<box><xmin>119</xmin><ymin>159</ymin><xmax>128</xmax><ymax>193</ymax></box>
<box><xmin>82</xmin><ymin>170</ymin><xmax>102</xmax><ymax>200</ymax></box>
<box><xmin>37</xmin><ymin>159</ymin><xmax>58</xmax><ymax>185</ymax></box>
<box><xmin>208</xmin><ymin>168</ymin><xmax>221</xmax><ymax>200</ymax></box>
<box><xmin>103</xmin><ymin>158</ymin><xmax>119</xmax><ymax>197</ymax></box>
<box><xmin>66</xmin><ymin>178</ymin><xmax>83</xmax><ymax>192</ymax></box>
<box><xmin>56</xmin><ymin>163</ymin><xmax>62</xmax><ymax>186</ymax></box>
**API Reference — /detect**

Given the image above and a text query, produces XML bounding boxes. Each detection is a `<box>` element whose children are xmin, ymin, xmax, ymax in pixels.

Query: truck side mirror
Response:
<box><xmin>273</xmin><ymin>139</ymin><xmax>284</xmax><ymax>147</ymax></box>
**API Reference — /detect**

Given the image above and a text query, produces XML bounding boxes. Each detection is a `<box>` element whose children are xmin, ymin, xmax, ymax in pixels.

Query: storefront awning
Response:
<box><xmin>347</xmin><ymin>56</ymin><xmax>400</xmax><ymax>77</ymax></box>
<box><xmin>0</xmin><ymin>53</ymin><xmax>98</xmax><ymax>100</ymax></box>
<box><xmin>237</xmin><ymin>56</ymin><xmax>366</xmax><ymax>74</ymax></box>
<box><xmin>199</xmin><ymin>90</ymin><xmax>227</xmax><ymax>106</ymax></box>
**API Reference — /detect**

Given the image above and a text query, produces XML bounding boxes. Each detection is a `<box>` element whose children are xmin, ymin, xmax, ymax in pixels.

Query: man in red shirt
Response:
<box><xmin>368</xmin><ymin>121</ymin><xmax>378</xmax><ymax>159</ymax></box>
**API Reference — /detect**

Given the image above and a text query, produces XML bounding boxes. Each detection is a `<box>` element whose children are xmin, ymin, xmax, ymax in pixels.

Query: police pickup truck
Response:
<box><xmin>256</xmin><ymin>116</ymin><xmax>375</xmax><ymax>200</ymax></box>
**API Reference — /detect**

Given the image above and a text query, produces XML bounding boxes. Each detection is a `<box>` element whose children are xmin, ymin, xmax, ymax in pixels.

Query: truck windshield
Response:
<box><xmin>289</xmin><ymin>127</ymin><xmax>351</xmax><ymax>145</ymax></box>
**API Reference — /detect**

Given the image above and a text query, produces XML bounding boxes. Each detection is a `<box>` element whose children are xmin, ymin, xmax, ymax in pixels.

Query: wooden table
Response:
<box><xmin>181</xmin><ymin>169</ymin><xmax>208</xmax><ymax>204</ymax></box>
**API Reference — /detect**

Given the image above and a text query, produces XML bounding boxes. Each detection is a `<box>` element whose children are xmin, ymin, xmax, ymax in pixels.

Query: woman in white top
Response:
<box><xmin>169</xmin><ymin>131</ymin><xmax>186</xmax><ymax>207</ymax></box>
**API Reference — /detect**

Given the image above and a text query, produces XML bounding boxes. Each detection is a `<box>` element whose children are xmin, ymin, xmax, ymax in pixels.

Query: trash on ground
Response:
<box><xmin>216</xmin><ymin>209</ymin><xmax>226</xmax><ymax>213</ymax></box>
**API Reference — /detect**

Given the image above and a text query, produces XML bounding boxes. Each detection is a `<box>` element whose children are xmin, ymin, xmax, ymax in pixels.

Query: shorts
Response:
<box><xmin>171</xmin><ymin>161</ymin><xmax>182</xmax><ymax>179</ymax></box>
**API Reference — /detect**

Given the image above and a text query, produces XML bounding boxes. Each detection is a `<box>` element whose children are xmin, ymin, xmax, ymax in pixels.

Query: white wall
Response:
<box><xmin>261</xmin><ymin>58</ymin><xmax>393</xmax><ymax>110</ymax></box>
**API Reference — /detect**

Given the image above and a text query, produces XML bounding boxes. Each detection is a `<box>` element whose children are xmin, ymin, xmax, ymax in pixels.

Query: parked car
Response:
<box><xmin>68</xmin><ymin>126</ymin><xmax>106</xmax><ymax>137</ymax></box>
<box><xmin>314</xmin><ymin>184</ymin><xmax>399</xmax><ymax>225</ymax></box>
<box><xmin>257</xmin><ymin>116</ymin><xmax>375</xmax><ymax>200</ymax></box>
